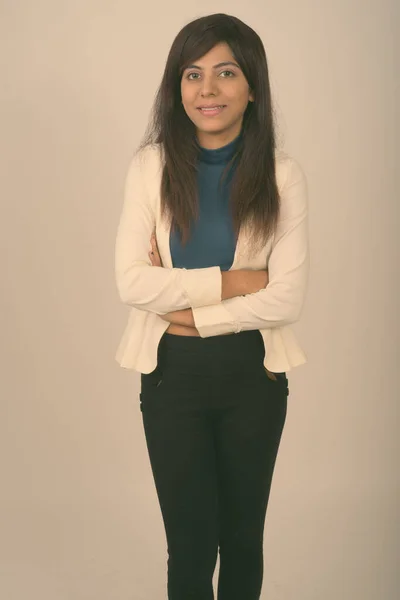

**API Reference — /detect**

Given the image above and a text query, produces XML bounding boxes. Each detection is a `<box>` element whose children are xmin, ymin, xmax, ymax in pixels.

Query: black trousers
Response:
<box><xmin>140</xmin><ymin>329</ymin><xmax>289</xmax><ymax>600</ymax></box>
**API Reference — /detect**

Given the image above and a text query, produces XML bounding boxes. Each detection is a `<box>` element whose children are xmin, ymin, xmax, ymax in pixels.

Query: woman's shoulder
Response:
<box><xmin>133</xmin><ymin>142</ymin><xmax>162</xmax><ymax>165</ymax></box>
<box><xmin>274</xmin><ymin>148</ymin><xmax>307</xmax><ymax>192</ymax></box>
<box><xmin>127</xmin><ymin>143</ymin><xmax>163</xmax><ymax>181</ymax></box>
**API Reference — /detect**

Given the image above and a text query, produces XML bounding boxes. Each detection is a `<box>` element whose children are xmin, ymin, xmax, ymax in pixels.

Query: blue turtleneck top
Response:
<box><xmin>169</xmin><ymin>133</ymin><xmax>241</xmax><ymax>272</ymax></box>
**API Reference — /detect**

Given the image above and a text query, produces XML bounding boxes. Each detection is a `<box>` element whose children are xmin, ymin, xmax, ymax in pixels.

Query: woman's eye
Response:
<box><xmin>186</xmin><ymin>70</ymin><xmax>235</xmax><ymax>80</ymax></box>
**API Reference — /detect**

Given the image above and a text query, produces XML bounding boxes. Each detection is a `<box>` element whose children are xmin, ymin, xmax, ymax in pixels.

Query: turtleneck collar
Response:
<box><xmin>197</xmin><ymin>131</ymin><xmax>242</xmax><ymax>165</ymax></box>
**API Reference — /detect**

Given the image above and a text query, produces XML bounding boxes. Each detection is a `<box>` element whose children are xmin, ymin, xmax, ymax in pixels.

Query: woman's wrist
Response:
<box><xmin>221</xmin><ymin>270</ymin><xmax>245</xmax><ymax>299</ymax></box>
<box><xmin>161</xmin><ymin>308</ymin><xmax>195</xmax><ymax>327</ymax></box>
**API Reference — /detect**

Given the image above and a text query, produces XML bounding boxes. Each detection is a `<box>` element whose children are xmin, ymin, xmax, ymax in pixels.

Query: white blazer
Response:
<box><xmin>114</xmin><ymin>144</ymin><xmax>310</xmax><ymax>374</ymax></box>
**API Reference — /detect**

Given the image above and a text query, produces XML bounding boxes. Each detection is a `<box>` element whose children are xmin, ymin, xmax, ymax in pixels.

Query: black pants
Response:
<box><xmin>140</xmin><ymin>329</ymin><xmax>289</xmax><ymax>600</ymax></box>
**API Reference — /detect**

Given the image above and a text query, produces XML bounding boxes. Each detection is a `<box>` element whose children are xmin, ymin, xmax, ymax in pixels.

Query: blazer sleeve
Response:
<box><xmin>114</xmin><ymin>147</ymin><xmax>222</xmax><ymax>314</ymax></box>
<box><xmin>192</xmin><ymin>156</ymin><xmax>310</xmax><ymax>336</ymax></box>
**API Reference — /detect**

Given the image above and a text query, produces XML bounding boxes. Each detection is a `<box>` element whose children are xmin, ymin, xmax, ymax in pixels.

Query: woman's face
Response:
<box><xmin>180</xmin><ymin>42</ymin><xmax>254</xmax><ymax>149</ymax></box>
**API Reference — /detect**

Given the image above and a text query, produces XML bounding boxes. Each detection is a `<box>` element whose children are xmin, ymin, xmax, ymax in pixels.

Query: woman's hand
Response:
<box><xmin>148</xmin><ymin>231</ymin><xmax>193</xmax><ymax>327</ymax></box>
<box><xmin>148</xmin><ymin>230</ymin><xmax>199</xmax><ymax>333</ymax></box>
<box><xmin>149</xmin><ymin>230</ymin><xmax>163</xmax><ymax>267</ymax></box>
<box><xmin>148</xmin><ymin>230</ymin><xmax>167</xmax><ymax>322</ymax></box>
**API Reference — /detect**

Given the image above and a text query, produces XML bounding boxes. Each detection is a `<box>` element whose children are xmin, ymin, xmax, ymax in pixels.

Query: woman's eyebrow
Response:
<box><xmin>184</xmin><ymin>61</ymin><xmax>241</xmax><ymax>71</ymax></box>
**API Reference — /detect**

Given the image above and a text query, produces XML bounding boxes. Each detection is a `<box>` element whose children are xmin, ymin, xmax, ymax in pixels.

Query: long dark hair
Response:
<box><xmin>138</xmin><ymin>13</ymin><xmax>281</xmax><ymax>258</ymax></box>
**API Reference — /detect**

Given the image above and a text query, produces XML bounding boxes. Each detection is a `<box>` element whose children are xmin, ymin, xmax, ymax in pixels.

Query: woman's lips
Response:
<box><xmin>197</xmin><ymin>106</ymin><xmax>226</xmax><ymax>117</ymax></box>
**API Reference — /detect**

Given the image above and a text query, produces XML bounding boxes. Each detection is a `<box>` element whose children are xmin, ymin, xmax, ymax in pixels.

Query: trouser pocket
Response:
<box><xmin>263</xmin><ymin>367</ymin><xmax>286</xmax><ymax>381</ymax></box>
<box><xmin>263</xmin><ymin>367</ymin><xmax>289</xmax><ymax>395</ymax></box>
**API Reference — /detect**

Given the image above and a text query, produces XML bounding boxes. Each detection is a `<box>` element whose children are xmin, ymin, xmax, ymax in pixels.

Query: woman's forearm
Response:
<box><xmin>222</xmin><ymin>269</ymin><xmax>269</xmax><ymax>299</ymax></box>
<box><xmin>221</xmin><ymin>270</ymin><xmax>244</xmax><ymax>300</ymax></box>
<box><xmin>156</xmin><ymin>271</ymin><xmax>240</xmax><ymax>325</ymax></box>
<box><xmin>161</xmin><ymin>309</ymin><xmax>195</xmax><ymax>327</ymax></box>
<box><xmin>161</xmin><ymin>269</ymin><xmax>268</xmax><ymax>327</ymax></box>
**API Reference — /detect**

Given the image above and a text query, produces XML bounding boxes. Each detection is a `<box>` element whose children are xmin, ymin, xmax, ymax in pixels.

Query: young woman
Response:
<box><xmin>115</xmin><ymin>12</ymin><xmax>309</xmax><ymax>600</ymax></box>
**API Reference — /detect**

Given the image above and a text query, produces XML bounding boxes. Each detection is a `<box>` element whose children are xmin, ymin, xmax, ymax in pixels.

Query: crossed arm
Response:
<box><xmin>116</xmin><ymin>151</ymin><xmax>308</xmax><ymax>336</ymax></box>
<box><xmin>147</xmin><ymin>233</ymin><xmax>196</xmax><ymax>329</ymax></box>
<box><xmin>148</xmin><ymin>233</ymin><xmax>267</xmax><ymax>329</ymax></box>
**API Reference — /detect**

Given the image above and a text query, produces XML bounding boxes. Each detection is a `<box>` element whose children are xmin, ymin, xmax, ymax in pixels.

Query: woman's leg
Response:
<box><xmin>214</xmin><ymin>373</ymin><xmax>288</xmax><ymax>600</ymax></box>
<box><xmin>140</xmin><ymin>370</ymin><xmax>219</xmax><ymax>600</ymax></box>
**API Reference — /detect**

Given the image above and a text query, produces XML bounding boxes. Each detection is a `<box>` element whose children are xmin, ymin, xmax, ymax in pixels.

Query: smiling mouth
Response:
<box><xmin>197</xmin><ymin>105</ymin><xmax>227</xmax><ymax>116</ymax></box>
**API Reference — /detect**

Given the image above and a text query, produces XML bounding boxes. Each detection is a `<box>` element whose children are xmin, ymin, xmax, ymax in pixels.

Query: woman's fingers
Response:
<box><xmin>150</xmin><ymin>235</ymin><xmax>158</xmax><ymax>255</ymax></box>
<box><xmin>149</xmin><ymin>232</ymin><xmax>162</xmax><ymax>267</ymax></box>
<box><xmin>149</xmin><ymin>248</ymin><xmax>159</xmax><ymax>265</ymax></box>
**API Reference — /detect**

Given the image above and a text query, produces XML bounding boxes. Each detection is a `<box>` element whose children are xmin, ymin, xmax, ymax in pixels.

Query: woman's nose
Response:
<box><xmin>200</xmin><ymin>76</ymin><xmax>219</xmax><ymax>97</ymax></box>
